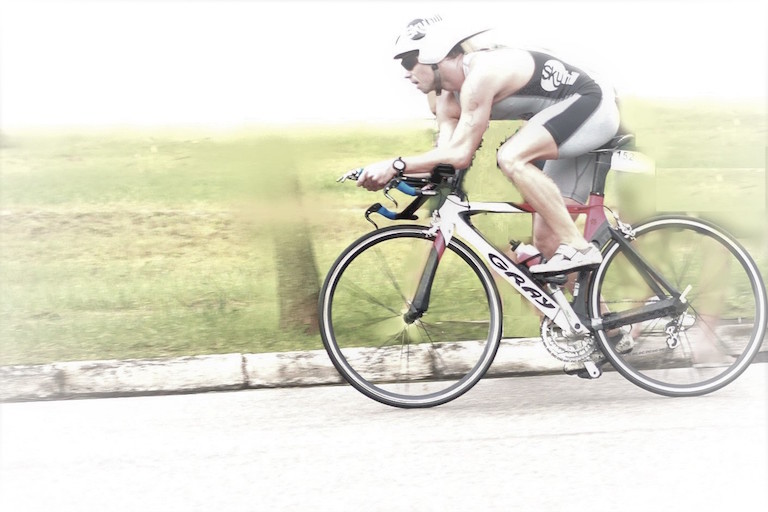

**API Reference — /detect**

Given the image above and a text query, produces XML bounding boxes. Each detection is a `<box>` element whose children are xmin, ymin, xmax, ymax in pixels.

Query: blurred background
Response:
<box><xmin>1</xmin><ymin>0</ymin><xmax>766</xmax><ymax>126</ymax></box>
<box><xmin>0</xmin><ymin>0</ymin><xmax>765</xmax><ymax>365</ymax></box>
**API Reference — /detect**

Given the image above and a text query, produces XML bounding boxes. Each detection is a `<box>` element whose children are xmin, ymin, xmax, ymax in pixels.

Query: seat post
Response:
<box><xmin>589</xmin><ymin>133</ymin><xmax>635</xmax><ymax>197</ymax></box>
<box><xmin>591</xmin><ymin>152</ymin><xmax>613</xmax><ymax>197</ymax></box>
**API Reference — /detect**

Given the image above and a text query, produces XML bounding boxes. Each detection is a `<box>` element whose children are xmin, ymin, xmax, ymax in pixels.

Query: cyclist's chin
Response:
<box><xmin>415</xmin><ymin>83</ymin><xmax>432</xmax><ymax>94</ymax></box>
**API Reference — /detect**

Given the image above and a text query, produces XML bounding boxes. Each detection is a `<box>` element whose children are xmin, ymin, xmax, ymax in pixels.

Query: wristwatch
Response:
<box><xmin>393</xmin><ymin>157</ymin><xmax>406</xmax><ymax>174</ymax></box>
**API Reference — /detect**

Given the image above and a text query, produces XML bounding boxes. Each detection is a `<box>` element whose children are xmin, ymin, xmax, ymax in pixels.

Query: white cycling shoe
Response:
<box><xmin>530</xmin><ymin>243</ymin><xmax>602</xmax><ymax>275</ymax></box>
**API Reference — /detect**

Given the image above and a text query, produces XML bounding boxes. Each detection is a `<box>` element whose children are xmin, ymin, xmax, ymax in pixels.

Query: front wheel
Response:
<box><xmin>589</xmin><ymin>216</ymin><xmax>767</xmax><ymax>396</ymax></box>
<box><xmin>319</xmin><ymin>225</ymin><xmax>503</xmax><ymax>408</ymax></box>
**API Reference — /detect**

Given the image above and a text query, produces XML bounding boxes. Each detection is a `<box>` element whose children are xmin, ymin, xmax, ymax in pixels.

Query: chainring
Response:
<box><xmin>540</xmin><ymin>318</ymin><xmax>598</xmax><ymax>363</ymax></box>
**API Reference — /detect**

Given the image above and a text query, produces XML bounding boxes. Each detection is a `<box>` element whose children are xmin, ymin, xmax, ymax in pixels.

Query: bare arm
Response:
<box><xmin>402</xmin><ymin>50</ymin><xmax>530</xmax><ymax>172</ymax></box>
<box><xmin>357</xmin><ymin>50</ymin><xmax>532</xmax><ymax>190</ymax></box>
<box><xmin>357</xmin><ymin>71</ymin><xmax>495</xmax><ymax>190</ymax></box>
<box><xmin>402</xmin><ymin>71</ymin><xmax>496</xmax><ymax>172</ymax></box>
<box><xmin>434</xmin><ymin>92</ymin><xmax>459</xmax><ymax>148</ymax></box>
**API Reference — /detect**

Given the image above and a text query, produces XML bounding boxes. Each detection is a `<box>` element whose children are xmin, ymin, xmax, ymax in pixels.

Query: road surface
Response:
<box><xmin>1</xmin><ymin>365</ymin><xmax>766</xmax><ymax>511</ymax></box>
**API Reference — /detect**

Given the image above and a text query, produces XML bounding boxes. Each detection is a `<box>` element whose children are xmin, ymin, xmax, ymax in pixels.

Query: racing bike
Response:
<box><xmin>318</xmin><ymin>134</ymin><xmax>767</xmax><ymax>408</ymax></box>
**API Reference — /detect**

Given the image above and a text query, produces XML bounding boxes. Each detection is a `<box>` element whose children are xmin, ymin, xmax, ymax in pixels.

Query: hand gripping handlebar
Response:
<box><xmin>336</xmin><ymin>167</ymin><xmax>440</xmax><ymax>228</ymax></box>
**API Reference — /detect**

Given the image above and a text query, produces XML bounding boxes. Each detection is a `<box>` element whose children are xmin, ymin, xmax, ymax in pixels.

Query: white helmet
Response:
<box><xmin>393</xmin><ymin>15</ymin><xmax>490</xmax><ymax>65</ymax></box>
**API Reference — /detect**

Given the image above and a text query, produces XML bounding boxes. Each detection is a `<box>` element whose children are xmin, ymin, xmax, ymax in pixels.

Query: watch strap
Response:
<box><xmin>393</xmin><ymin>157</ymin><xmax>406</xmax><ymax>175</ymax></box>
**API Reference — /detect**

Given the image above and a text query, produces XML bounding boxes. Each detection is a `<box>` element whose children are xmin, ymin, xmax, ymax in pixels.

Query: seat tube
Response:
<box><xmin>583</xmin><ymin>195</ymin><xmax>607</xmax><ymax>242</ymax></box>
<box><xmin>591</xmin><ymin>152</ymin><xmax>612</xmax><ymax>197</ymax></box>
<box><xmin>582</xmin><ymin>152</ymin><xmax>614</xmax><ymax>242</ymax></box>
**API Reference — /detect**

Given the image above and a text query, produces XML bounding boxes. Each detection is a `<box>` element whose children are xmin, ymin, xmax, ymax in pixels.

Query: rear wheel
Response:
<box><xmin>589</xmin><ymin>216</ymin><xmax>766</xmax><ymax>396</ymax></box>
<box><xmin>319</xmin><ymin>225</ymin><xmax>502</xmax><ymax>408</ymax></box>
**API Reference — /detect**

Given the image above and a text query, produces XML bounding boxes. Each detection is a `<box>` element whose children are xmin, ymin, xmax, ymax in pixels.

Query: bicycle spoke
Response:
<box><xmin>414</xmin><ymin>318</ymin><xmax>448</xmax><ymax>371</ymax></box>
<box><xmin>372</xmin><ymin>246</ymin><xmax>410</xmax><ymax>305</ymax></box>
<box><xmin>374</xmin><ymin>328</ymin><xmax>406</xmax><ymax>352</ymax></box>
<box><xmin>337</xmin><ymin>279</ymin><xmax>403</xmax><ymax>317</ymax></box>
<box><xmin>666</xmin><ymin>227</ymin><xmax>695</xmax><ymax>288</ymax></box>
<box><xmin>682</xmin><ymin>304</ymin><xmax>737</xmax><ymax>356</ymax></box>
<box><xmin>591</xmin><ymin>216</ymin><xmax>766</xmax><ymax>396</ymax></box>
<box><xmin>353</xmin><ymin>313</ymin><xmax>404</xmax><ymax>330</ymax></box>
<box><xmin>320</xmin><ymin>226</ymin><xmax>501</xmax><ymax>407</ymax></box>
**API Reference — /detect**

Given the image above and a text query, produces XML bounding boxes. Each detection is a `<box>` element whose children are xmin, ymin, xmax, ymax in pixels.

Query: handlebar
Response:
<box><xmin>336</xmin><ymin>168</ymin><xmax>434</xmax><ymax>197</ymax></box>
<box><xmin>337</xmin><ymin>164</ymin><xmax>464</xmax><ymax>228</ymax></box>
<box><xmin>393</xmin><ymin>180</ymin><xmax>421</xmax><ymax>197</ymax></box>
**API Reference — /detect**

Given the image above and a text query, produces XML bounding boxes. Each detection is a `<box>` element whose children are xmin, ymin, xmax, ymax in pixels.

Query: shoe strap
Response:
<box><xmin>555</xmin><ymin>244</ymin><xmax>579</xmax><ymax>259</ymax></box>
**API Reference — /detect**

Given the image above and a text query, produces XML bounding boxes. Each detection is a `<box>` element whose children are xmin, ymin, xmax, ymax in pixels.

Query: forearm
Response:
<box><xmin>401</xmin><ymin>145</ymin><xmax>474</xmax><ymax>175</ymax></box>
<box><xmin>405</xmin><ymin>95</ymin><xmax>488</xmax><ymax>173</ymax></box>
<box><xmin>403</xmin><ymin>121</ymin><xmax>477</xmax><ymax>174</ymax></box>
<box><xmin>358</xmin><ymin>80</ymin><xmax>488</xmax><ymax>189</ymax></box>
<box><xmin>357</xmin><ymin>138</ymin><xmax>477</xmax><ymax>191</ymax></box>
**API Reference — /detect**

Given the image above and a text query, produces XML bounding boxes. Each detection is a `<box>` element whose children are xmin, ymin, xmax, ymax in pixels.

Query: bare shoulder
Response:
<box><xmin>464</xmin><ymin>48</ymin><xmax>534</xmax><ymax>97</ymax></box>
<box><xmin>466</xmin><ymin>48</ymin><xmax>533</xmax><ymax>76</ymax></box>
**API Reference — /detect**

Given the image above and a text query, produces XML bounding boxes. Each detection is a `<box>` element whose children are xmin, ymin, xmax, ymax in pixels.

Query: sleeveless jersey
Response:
<box><xmin>463</xmin><ymin>49</ymin><xmax>602</xmax><ymax>122</ymax></box>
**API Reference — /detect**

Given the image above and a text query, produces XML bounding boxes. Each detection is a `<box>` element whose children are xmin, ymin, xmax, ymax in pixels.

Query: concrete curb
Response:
<box><xmin>0</xmin><ymin>338</ymin><xmax>563</xmax><ymax>402</ymax></box>
<box><xmin>2</xmin><ymin>331</ymin><xmax>765</xmax><ymax>403</ymax></box>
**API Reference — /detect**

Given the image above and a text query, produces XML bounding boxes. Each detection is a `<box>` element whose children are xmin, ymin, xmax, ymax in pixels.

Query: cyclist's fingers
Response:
<box><xmin>357</xmin><ymin>168</ymin><xmax>382</xmax><ymax>191</ymax></box>
<box><xmin>356</xmin><ymin>168</ymin><xmax>370</xmax><ymax>188</ymax></box>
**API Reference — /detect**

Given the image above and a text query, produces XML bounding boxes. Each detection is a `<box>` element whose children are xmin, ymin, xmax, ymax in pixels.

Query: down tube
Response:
<box><xmin>453</xmin><ymin>222</ymin><xmax>563</xmax><ymax>323</ymax></box>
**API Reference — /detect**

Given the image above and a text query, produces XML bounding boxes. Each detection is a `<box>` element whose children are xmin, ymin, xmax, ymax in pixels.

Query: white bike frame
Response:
<box><xmin>428</xmin><ymin>194</ymin><xmax>590</xmax><ymax>337</ymax></box>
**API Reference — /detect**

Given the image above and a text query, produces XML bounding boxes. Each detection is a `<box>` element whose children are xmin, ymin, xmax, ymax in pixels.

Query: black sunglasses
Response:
<box><xmin>400</xmin><ymin>54</ymin><xmax>419</xmax><ymax>71</ymax></box>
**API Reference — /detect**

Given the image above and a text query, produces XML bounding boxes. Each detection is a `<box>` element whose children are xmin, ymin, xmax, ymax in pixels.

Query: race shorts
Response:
<box><xmin>542</xmin><ymin>153</ymin><xmax>600</xmax><ymax>205</ymax></box>
<box><xmin>531</xmin><ymin>81</ymin><xmax>621</xmax><ymax>204</ymax></box>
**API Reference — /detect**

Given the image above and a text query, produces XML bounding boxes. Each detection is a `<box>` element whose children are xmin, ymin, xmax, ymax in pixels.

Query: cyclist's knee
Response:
<box><xmin>496</xmin><ymin>146</ymin><xmax>528</xmax><ymax>183</ymax></box>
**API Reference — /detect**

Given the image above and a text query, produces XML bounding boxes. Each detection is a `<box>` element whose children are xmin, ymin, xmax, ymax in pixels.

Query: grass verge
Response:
<box><xmin>0</xmin><ymin>98</ymin><xmax>765</xmax><ymax>365</ymax></box>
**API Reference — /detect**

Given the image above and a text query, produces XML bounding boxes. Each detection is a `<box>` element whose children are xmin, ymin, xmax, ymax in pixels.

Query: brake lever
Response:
<box><xmin>337</xmin><ymin>168</ymin><xmax>363</xmax><ymax>183</ymax></box>
<box><xmin>364</xmin><ymin>207</ymin><xmax>380</xmax><ymax>230</ymax></box>
<box><xmin>338</xmin><ymin>170</ymin><xmax>405</xmax><ymax>209</ymax></box>
<box><xmin>383</xmin><ymin>182</ymin><xmax>399</xmax><ymax>208</ymax></box>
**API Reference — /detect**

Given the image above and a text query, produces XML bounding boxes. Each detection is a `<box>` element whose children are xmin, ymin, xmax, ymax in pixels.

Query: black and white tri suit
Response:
<box><xmin>463</xmin><ymin>48</ymin><xmax>621</xmax><ymax>203</ymax></box>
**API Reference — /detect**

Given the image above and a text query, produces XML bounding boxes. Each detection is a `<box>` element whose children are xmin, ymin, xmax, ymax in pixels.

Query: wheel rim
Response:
<box><xmin>320</xmin><ymin>227</ymin><xmax>502</xmax><ymax>407</ymax></box>
<box><xmin>591</xmin><ymin>217</ymin><xmax>766</xmax><ymax>395</ymax></box>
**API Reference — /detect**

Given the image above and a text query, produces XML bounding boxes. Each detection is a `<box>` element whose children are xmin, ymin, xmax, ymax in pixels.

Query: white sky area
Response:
<box><xmin>0</xmin><ymin>0</ymin><xmax>766</xmax><ymax>127</ymax></box>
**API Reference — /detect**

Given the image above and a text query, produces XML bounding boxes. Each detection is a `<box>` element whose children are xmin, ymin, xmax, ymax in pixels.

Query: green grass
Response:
<box><xmin>0</xmin><ymin>98</ymin><xmax>765</xmax><ymax>365</ymax></box>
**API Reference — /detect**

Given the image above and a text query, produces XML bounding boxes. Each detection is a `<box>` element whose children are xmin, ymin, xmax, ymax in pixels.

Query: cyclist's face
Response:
<box><xmin>401</xmin><ymin>56</ymin><xmax>436</xmax><ymax>94</ymax></box>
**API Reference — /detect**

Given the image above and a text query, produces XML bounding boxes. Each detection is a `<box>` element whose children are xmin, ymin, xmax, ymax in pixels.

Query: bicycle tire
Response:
<box><xmin>589</xmin><ymin>215</ymin><xmax>767</xmax><ymax>396</ymax></box>
<box><xmin>319</xmin><ymin>225</ymin><xmax>503</xmax><ymax>408</ymax></box>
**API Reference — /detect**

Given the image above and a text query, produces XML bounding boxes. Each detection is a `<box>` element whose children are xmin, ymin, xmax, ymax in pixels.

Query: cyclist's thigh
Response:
<box><xmin>543</xmin><ymin>154</ymin><xmax>597</xmax><ymax>205</ymax></box>
<box><xmin>529</xmin><ymin>85</ymin><xmax>620</xmax><ymax>159</ymax></box>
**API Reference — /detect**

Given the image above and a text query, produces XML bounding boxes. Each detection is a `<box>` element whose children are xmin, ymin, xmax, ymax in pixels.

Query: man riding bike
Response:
<box><xmin>356</xmin><ymin>14</ymin><xmax>622</xmax><ymax>275</ymax></box>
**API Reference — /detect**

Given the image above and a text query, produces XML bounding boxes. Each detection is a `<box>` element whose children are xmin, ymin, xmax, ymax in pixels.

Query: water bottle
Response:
<box><xmin>510</xmin><ymin>240</ymin><xmax>543</xmax><ymax>268</ymax></box>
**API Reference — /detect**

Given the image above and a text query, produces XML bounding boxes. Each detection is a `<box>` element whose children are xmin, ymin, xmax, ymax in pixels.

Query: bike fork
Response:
<box><xmin>403</xmin><ymin>230</ymin><xmax>448</xmax><ymax>324</ymax></box>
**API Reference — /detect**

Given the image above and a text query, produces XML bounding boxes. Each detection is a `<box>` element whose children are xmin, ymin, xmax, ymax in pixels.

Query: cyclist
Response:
<box><xmin>357</xmin><ymin>15</ymin><xmax>621</xmax><ymax>275</ymax></box>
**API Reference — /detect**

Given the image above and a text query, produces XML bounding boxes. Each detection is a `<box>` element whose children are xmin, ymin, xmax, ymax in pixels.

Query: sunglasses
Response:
<box><xmin>400</xmin><ymin>54</ymin><xmax>419</xmax><ymax>71</ymax></box>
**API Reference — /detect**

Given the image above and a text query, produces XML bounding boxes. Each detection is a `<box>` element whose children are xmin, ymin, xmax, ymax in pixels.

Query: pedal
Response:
<box><xmin>541</xmin><ymin>274</ymin><xmax>568</xmax><ymax>285</ymax></box>
<box><xmin>580</xmin><ymin>360</ymin><xmax>602</xmax><ymax>379</ymax></box>
<box><xmin>563</xmin><ymin>358</ymin><xmax>604</xmax><ymax>379</ymax></box>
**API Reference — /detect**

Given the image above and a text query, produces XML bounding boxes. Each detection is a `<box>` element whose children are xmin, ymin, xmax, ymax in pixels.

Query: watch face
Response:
<box><xmin>393</xmin><ymin>158</ymin><xmax>406</xmax><ymax>171</ymax></box>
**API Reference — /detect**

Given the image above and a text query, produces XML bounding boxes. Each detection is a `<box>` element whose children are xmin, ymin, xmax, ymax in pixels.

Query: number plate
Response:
<box><xmin>610</xmin><ymin>150</ymin><xmax>656</xmax><ymax>174</ymax></box>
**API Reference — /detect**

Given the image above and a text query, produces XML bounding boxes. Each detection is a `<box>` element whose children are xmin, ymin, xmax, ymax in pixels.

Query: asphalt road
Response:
<box><xmin>1</xmin><ymin>365</ymin><xmax>766</xmax><ymax>512</ymax></box>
